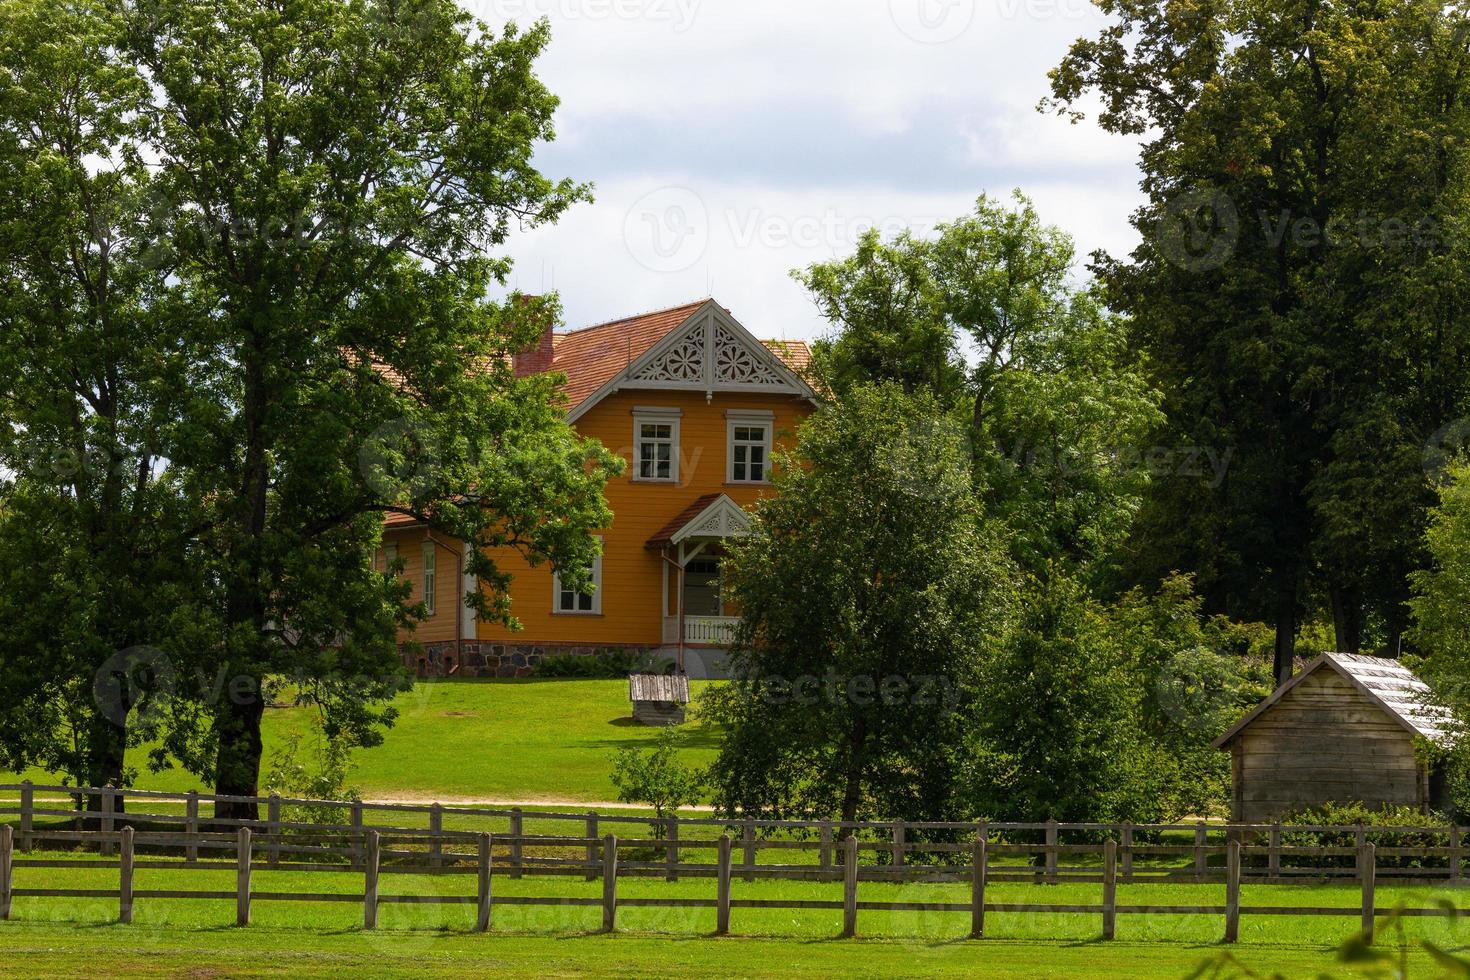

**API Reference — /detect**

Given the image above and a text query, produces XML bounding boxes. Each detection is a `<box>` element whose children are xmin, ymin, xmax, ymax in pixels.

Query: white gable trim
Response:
<box><xmin>669</xmin><ymin>493</ymin><xmax>752</xmax><ymax>545</ymax></box>
<box><xmin>567</xmin><ymin>300</ymin><xmax>817</xmax><ymax>423</ymax></box>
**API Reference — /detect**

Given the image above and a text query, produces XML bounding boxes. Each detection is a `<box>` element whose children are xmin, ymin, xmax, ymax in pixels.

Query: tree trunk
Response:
<box><xmin>212</xmin><ymin>687</ymin><xmax>265</xmax><ymax>820</ymax></box>
<box><xmin>1273</xmin><ymin>570</ymin><xmax>1299</xmax><ymax>688</ymax></box>
<box><xmin>84</xmin><ymin>712</ymin><xmax>128</xmax><ymax>814</ymax></box>
<box><xmin>1330</xmin><ymin>582</ymin><xmax>1363</xmax><ymax>654</ymax></box>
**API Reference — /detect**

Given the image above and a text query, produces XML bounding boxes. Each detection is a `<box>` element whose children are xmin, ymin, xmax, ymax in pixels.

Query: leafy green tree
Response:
<box><xmin>1410</xmin><ymin>460</ymin><xmax>1470</xmax><ymax>711</ymax></box>
<box><xmin>798</xmin><ymin>194</ymin><xmax>1162</xmax><ymax>579</ymax></box>
<box><xmin>1048</xmin><ymin>0</ymin><xmax>1470</xmax><ymax>677</ymax></box>
<box><xmin>0</xmin><ymin>0</ymin><xmax>621</xmax><ymax>816</ymax></box>
<box><xmin>705</xmin><ymin>385</ymin><xmax>1013</xmax><ymax>827</ymax></box>
<box><xmin>610</xmin><ymin>726</ymin><xmax>706</xmax><ymax>835</ymax></box>
<box><xmin>0</xmin><ymin>0</ymin><xmax>197</xmax><ymax>800</ymax></box>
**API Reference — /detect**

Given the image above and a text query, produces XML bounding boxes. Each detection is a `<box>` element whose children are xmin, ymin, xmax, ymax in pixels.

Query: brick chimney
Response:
<box><xmin>512</xmin><ymin>295</ymin><xmax>556</xmax><ymax>377</ymax></box>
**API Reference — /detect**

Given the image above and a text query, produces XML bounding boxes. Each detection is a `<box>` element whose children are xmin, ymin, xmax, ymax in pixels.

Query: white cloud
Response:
<box><xmin>471</xmin><ymin>0</ymin><xmax>1146</xmax><ymax>339</ymax></box>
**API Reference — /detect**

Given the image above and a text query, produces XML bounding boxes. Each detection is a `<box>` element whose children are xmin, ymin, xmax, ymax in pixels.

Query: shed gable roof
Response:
<box><xmin>1213</xmin><ymin>653</ymin><xmax>1454</xmax><ymax>749</ymax></box>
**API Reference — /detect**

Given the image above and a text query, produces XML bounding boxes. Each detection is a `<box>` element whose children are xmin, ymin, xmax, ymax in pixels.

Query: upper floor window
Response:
<box><xmin>421</xmin><ymin>540</ymin><xmax>437</xmax><ymax>616</ymax></box>
<box><xmin>727</xmin><ymin>411</ymin><xmax>773</xmax><ymax>483</ymax></box>
<box><xmin>553</xmin><ymin>541</ymin><xmax>603</xmax><ymax>615</ymax></box>
<box><xmin>633</xmin><ymin>409</ymin><xmax>680</xmax><ymax>483</ymax></box>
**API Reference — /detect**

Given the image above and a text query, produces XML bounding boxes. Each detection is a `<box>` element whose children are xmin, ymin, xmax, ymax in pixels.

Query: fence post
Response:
<box><xmin>1224</xmin><ymin>839</ymin><xmax>1241</xmax><ymax>943</ymax></box>
<box><xmin>716</xmin><ymin>834</ymin><xmax>733</xmax><ymax>936</ymax></box>
<box><xmin>1121</xmin><ymin>821</ymin><xmax>1133</xmax><ymax>883</ymax></box>
<box><xmin>743</xmin><ymin>817</ymin><xmax>756</xmax><ymax>883</ymax></box>
<box><xmin>1102</xmin><ymin>839</ymin><xmax>1117</xmax><ymax>940</ymax></box>
<box><xmin>820</xmin><ymin>822</ymin><xmax>833</xmax><ymax>875</ymax></box>
<box><xmin>1452</xmin><ymin>825</ymin><xmax>1462</xmax><ymax>882</ymax></box>
<box><xmin>1269</xmin><ymin>823</ymin><xmax>1281</xmax><ymax>878</ymax></box>
<box><xmin>1044</xmin><ymin>819</ymin><xmax>1058</xmax><ymax>883</ymax></box>
<box><xmin>0</xmin><ymin>824</ymin><xmax>12</xmax><ymax>921</ymax></box>
<box><xmin>119</xmin><ymin>826</ymin><xmax>135</xmax><ymax>925</ymax></box>
<box><xmin>665</xmin><ymin>816</ymin><xmax>680</xmax><ymax>883</ymax></box>
<box><xmin>350</xmin><ymin>802</ymin><xmax>364</xmax><ymax>870</ymax></box>
<box><xmin>363</xmin><ymin>830</ymin><xmax>380</xmax><ymax>930</ymax></box>
<box><xmin>100</xmin><ymin>790</ymin><xmax>115</xmax><ymax>857</ymax></box>
<box><xmin>477</xmin><ymin>833</ymin><xmax>493</xmax><ymax>933</ymax></box>
<box><xmin>601</xmin><ymin>834</ymin><xmax>618</xmax><ymax>933</ymax></box>
<box><xmin>268</xmin><ymin>795</ymin><xmax>282</xmax><ymax>868</ymax></box>
<box><xmin>19</xmin><ymin>781</ymin><xmax>32</xmax><ymax>854</ymax></box>
<box><xmin>510</xmin><ymin>808</ymin><xmax>524</xmax><ymax>879</ymax></box>
<box><xmin>585</xmin><ymin>812</ymin><xmax>599</xmax><ymax>882</ymax></box>
<box><xmin>236</xmin><ymin>827</ymin><xmax>253</xmax><ymax>927</ymax></box>
<box><xmin>842</xmin><ymin>835</ymin><xmax>859</xmax><ymax>938</ymax></box>
<box><xmin>429</xmin><ymin>804</ymin><xmax>443</xmax><ymax>869</ymax></box>
<box><xmin>1194</xmin><ymin>822</ymin><xmax>1207</xmax><ymax>880</ymax></box>
<box><xmin>186</xmin><ymin>791</ymin><xmax>200</xmax><ymax>863</ymax></box>
<box><xmin>892</xmin><ymin>820</ymin><xmax>905</xmax><ymax>871</ymax></box>
<box><xmin>971</xmin><ymin>835</ymin><xmax>987</xmax><ymax>939</ymax></box>
<box><xmin>1360</xmin><ymin>841</ymin><xmax>1376</xmax><ymax>943</ymax></box>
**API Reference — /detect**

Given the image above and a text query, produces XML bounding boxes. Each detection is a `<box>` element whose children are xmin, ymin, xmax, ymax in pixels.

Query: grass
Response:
<box><xmin>3</xmin><ymin>680</ymin><xmax>722</xmax><ymax>803</ymax></box>
<box><xmin>5</xmin><ymin>852</ymin><xmax>1468</xmax><ymax>977</ymax></box>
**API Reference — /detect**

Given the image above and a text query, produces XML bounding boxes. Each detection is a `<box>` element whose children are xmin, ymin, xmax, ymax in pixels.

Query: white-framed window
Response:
<box><xmin>383</xmin><ymin>541</ymin><xmax>399</xmax><ymax>573</ymax></box>
<box><xmin>727</xmin><ymin>412</ymin><xmax>774</xmax><ymax>483</ymax></box>
<box><xmin>421</xmin><ymin>540</ymin><xmax>436</xmax><ymax>615</ymax></box>
<box><xmin>553</xmin><ymin>539</ymin><xmax>603</xmax><ymax>615</ymax></box>
<box><xmin>633</xmin><ymin>409</ymin><xmax>680</xmax><ymax>483</ymax></box>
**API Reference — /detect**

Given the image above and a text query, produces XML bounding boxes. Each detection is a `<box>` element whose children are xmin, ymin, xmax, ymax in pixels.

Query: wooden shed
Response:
<box><xmin>629</xmin><ymin>673</ymin><xmax>690</xmax><ymax>726</ymax></box>
<box><xmin>1213</xmin><ymin>653</ymin><xmax>1453</xmax><ymax>823</ymax></box>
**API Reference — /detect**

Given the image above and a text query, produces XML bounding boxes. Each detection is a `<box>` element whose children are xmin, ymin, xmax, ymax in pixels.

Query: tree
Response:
<box><xmin>28</xmin><ymin>0</ymin><xmax>623</xmax><ymax>817</ymax></box>
<box><xmin>609</xmin><ymin>726</ymin><xmax>705</xmax><ymax>835</ymax></box>
<box><xmin>0</xmin><ymin>0</ymin><xmax>197</xmax><ymax>800</ymax></box>
<box><xmin>1048</xmin><ymin>0</ymin><xmax>1470</xmax><ymax>679</ymax></box>
<box><xmin>798</xmin><ymin>194</ymin><xmax>1163</xmax><ymax>580</ymax></box>
<box><xmin>704</xmin><ymin>385</ymin><xmax>1013</xmax><ymax>827</ymax></box>
<box><xmin>1410</xmin><ymin>460</ymin><xmax>1470</xmax><ymax>710</ymax></box>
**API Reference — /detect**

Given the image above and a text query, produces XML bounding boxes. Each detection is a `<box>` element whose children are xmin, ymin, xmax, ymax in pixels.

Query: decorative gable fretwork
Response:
<box><xmin>683</xmin><ymin>497</ymin><xmax>752</xmax><ymax>539</ymax></box>
<box><xmin>622</xmin><ymin>305</ymin><xmax>807</xmax><ymax>398</ymax></box>
<box><xmin>714</xmin><ymin>325</ymin><xmax>786</xmax><ymax>387</ymax></box>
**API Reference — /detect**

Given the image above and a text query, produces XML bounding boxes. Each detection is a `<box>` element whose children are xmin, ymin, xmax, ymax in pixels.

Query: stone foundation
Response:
<box><xmin>401</xmin><ymin>641</ymin><xmax>657</xmax><ymax>679</ymax></box>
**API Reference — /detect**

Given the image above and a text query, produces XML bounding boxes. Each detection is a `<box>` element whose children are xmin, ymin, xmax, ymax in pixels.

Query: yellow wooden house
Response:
<box><xmin>381</xmin><ymin>298</ymin><xmax>817</xmax><ymax>678</ymax></box>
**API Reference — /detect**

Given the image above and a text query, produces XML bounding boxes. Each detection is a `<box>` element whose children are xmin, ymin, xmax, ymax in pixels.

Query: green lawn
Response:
<box><xmin>4</xmin><ymin>680</ymin><xmax>722</xmax><ymax>803</ymax></box>
<box><xmin>4</xmin><ymin>853</ymin><xmax>1464</xmax><ymax>977</ymax></box>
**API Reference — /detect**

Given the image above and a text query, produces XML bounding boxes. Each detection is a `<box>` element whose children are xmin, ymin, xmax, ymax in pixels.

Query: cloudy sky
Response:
<box><xmin>470</xmin><ymin>0</ymin><xmax>1145</xmax><ymax>341</ymax></box>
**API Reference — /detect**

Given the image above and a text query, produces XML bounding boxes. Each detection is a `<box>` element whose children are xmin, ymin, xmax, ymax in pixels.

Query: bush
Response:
<box><xmin>1279</xmin><ymin>802</ymin><xmax>1451</xmax><ymax>870</ymax></box>
<box><xmin>610</xmin><ymin>725</ymin><xmax>705</xmax><ymax>838</ymax></box>
<box><xmin>533</xmin><ymin>649</ymin><xmax>668</xmax><ymax>679</ymax></box>
<box><xmin>261</xmin><ymin>731</ymin><xmax>363</xmax><ymax>829</ymax></box>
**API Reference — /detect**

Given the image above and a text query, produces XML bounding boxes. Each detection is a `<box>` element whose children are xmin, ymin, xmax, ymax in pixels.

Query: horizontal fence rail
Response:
<box><xmin>1</xmin><ymin>782</ymin><xmax>1466</xmax><ymax>943</ymax></box>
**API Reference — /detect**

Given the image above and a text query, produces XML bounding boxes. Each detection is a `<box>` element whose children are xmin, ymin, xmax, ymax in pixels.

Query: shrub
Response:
<box><xmin>610</xmin><ymin>725</ymin><xmax>705</xmax><ymax>838</ymax></box>
<box><xmin>1279</xmin><ymin>802</ymin><xmax>1450</xmax><ymax>870</ymax></box>
<box><xmin>533</xmin><ymin>649</ymin><xmax>668</xmax><ymax>679</ymax></box>
<box><xmin>261</xmin><ymin>731</ymin><xmax>363</xmax><ymax>829</ymax></box>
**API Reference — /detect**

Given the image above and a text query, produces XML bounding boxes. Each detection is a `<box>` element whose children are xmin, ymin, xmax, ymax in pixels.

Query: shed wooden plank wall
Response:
<box><xmin>1233</xmin><ymin>669</ymin><xmax>1425</xmax><ymax>823</ymax></box>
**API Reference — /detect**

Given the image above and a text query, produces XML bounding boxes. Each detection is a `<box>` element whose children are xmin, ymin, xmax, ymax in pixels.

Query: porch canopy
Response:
<box><xmin>648</xmin><ymin>494</ymin><xmax>752</xmax><ymax>649</ymax></box>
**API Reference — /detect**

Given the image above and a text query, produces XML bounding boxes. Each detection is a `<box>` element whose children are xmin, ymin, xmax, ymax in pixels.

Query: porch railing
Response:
<box><xmin>663</xmin><ymin>616</ymin><xmax>739</xmax><ymax>645</ymax></box>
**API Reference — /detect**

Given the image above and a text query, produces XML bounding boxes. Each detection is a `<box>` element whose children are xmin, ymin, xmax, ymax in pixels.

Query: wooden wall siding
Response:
<box><xmin>1234</xmin><ymin>669</ymin><xmax>1425</xmax><ymax>823</ymax></box>
<box><xmin>473</xmin><ymin>389</ymin><xmax>810</xmax><ymax>647</ymax></box>
<box><xmin>384</xmin><ymin>389</ymin><xmax>811</xmax><ymax>650</ymax></box>
<box><xmin>380</xmin><ymin>528</ymin><xmax>464</xmax><ymax>645</ymax></box>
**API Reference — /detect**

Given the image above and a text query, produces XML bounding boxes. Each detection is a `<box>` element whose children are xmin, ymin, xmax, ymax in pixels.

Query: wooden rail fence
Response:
<box><xmin>1</xmin><ymin>782</ymin><xmax>1466</xmax><ymax>942</ymax></box>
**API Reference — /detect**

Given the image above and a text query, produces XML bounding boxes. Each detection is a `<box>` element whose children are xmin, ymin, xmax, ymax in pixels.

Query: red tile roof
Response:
<box><xmin>552</xmin><ymin>300</ymin><xmax>711</xmax><ymax>410</ymax></box>
<box><xmin>549</xmin><ymin>299</ymin><xmax>814</xmax><ymax>413</ymax></box>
